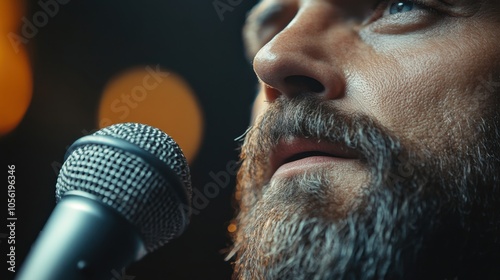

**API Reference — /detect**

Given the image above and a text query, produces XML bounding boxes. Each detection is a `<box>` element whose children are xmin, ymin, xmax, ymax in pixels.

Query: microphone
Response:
<box><xmin>16</xmin><ymin>123</ymin><xmax>193</xmax><ymax>280</ymax></box>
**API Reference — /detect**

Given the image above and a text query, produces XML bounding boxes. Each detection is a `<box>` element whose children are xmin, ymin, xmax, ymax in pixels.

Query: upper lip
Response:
<box><xmin>269</xmin><ymin>137</ymin><xmax>361</xmax><ymax>177</ymax></box>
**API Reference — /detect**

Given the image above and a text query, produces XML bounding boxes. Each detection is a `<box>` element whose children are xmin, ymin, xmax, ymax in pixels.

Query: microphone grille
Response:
<box><xmin>55</xmin><ymin>123</ymin><xmax>192</xmax><ymax>253</ymax></box>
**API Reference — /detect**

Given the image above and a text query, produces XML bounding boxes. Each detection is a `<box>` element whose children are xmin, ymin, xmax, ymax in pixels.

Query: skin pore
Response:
<box><xmin>229</xmin><ymin>0</ymin><xmax>500</xmax><ymax>279</ymax></box>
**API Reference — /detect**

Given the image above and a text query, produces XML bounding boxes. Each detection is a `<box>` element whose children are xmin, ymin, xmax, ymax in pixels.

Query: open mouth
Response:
<box><xmin>269</xmin><ymin>137</ymin><xmax>361</xmax><ymax>178</ymax></box>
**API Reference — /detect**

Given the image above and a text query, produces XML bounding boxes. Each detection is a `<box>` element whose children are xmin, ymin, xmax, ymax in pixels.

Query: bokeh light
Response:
<box><xmin>98</xmin><ymin>66</ymin><xmax>204</xmax><ymax>164</ymax></box>
<box><xmin>227</xmin><ymin>222</ymin><xmax>237</xmax><ymax>234</ymax></box>
<box><xmin>0</xmin><ymin>0</ymin><xmax>25</xmax><ymax>33</ymax></box>
<box><xmin>0</xmin><ymin>0</ymin><xmax>33</xmax><ymax>136</ymax></box>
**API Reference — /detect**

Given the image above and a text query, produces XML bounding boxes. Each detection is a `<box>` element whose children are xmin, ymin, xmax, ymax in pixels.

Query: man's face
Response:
<box><xmin>230</xmin><ymin>0</ymin><xmax>500</xmax><ymax>279</ymax></box>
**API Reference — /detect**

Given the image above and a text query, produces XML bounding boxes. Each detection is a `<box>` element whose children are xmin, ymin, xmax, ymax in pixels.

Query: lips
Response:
<box><xmin>269</xmin><ymin>137</ymin><xmax>361</xmax><ymax>178</ymax></box>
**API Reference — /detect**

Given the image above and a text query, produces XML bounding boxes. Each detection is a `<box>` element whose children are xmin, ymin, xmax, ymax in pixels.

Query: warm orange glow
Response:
<box><xmin>98</xmin><ymin>66</ymin><xmax>204</xmax><ymax>164</ymax></box>
<box><xmin>0</xmin><ymin>0</ymin><xmax>25</xmax><ymax>33</ymax></box>
<box><xmin>0</xmin><ymin>0</ymin><xmax>33</xmax><ymax>136</ymax></box>
<box><xmin>227</xmin><ymin>223</ymin><xmax>238</xmax><ymax>233</ymax></box>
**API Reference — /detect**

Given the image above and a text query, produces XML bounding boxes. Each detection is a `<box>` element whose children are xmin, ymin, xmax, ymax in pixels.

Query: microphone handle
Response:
<box><xmin>16</xmin><ymin>192</ymin><xmax>147</xmax><ymax>280</ymax></box>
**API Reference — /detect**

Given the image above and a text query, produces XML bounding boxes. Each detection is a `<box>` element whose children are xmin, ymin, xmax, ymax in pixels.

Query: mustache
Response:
<box><xmin>242</xmin><ymin>95</ymin><xmax>405</xmax><ymax>183</ymax></box>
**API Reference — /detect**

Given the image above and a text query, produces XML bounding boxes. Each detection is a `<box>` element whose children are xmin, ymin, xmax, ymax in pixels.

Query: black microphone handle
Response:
<box><xmin>16</xmin><ymin>191</ymin><xmax>147</xmax><ymax>280</ymax></box>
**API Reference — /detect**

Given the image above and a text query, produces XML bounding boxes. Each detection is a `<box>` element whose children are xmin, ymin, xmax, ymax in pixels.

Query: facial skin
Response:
<box><xmin>229</xmin><ymin>0</ymin><xmax>500</xmax><ymax>279</ymax></box>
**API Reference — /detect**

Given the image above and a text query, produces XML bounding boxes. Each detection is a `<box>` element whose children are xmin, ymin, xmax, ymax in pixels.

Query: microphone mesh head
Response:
<box><xmin>55</xmin><ymin>123</ymin><xmax>192</xmax><ymax>253</ymax></box>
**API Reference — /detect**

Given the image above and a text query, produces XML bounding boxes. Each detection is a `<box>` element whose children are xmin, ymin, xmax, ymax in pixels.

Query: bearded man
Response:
<box><xmin>228</xmin><ymin>0</ymin><xmax>500</xmax><ymax>279</ymax></box>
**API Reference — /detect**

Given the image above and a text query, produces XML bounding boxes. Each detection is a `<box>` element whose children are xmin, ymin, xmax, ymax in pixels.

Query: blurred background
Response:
<box><xmin>0</xmin><ymin>0</ymin><xmax>259</xmax><ymax>279</ymax></box>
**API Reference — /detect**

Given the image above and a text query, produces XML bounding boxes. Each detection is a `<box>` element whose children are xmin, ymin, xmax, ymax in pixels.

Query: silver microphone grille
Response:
<box><xmin>55</xmin><ymin>123</ymin><xmax>192</xmax><ymax>253</ymax></box>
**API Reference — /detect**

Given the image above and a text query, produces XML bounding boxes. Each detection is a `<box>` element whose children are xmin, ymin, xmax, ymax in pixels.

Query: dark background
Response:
<box><xmin>0</xmin><ymin>0</ymin><xmax>259</xmax><ymax>279</ymax></box>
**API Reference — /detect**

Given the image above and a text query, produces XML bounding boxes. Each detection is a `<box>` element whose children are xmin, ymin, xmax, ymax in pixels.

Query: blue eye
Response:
<box><xmin>389</xmin><ymin>1</ymin><xmax>414</xmax><ymax>14</ymax></box>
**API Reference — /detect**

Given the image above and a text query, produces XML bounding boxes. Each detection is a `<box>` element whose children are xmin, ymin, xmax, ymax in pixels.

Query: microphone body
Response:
<box><xmin>16</xmin><ymin>193</ymin><xmax>146</xmax><ymax>280</ymax></box>
<box><xmin>15</xmin><ymin>123</ymin><xmax>192</xmax><ymax>280</ymax></box>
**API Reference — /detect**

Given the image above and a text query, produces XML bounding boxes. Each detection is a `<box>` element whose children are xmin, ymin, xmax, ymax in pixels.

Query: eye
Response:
<box><xmin>368</xmin><ymin>0</ymin><xmax>432</xmax><ymax>20</ymax></box>
<box><xmin>380</xmin><ymin>0</ymin><xmax>432</xmax><ymax>18</ymax></box>
<box><xmin>365</xmin><ymin>0</ymin><xmax>441</xmax><ymax>33</ymax></box>
<box><xmin>388</xmin><ymin>1</ymin><xmax>415</xmax><ymax>15</ymax></box>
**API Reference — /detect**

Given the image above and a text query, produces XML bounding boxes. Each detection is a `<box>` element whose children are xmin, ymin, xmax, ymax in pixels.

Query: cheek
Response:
<box><xmin>345</xmin><ymin>35</ymin><xmax>500</xmax><ymax>152</ymax></box>
<box><xmin>346</xmin><ymin>53</ymin><xmax>452</xmax><ymax>150</ymax></box>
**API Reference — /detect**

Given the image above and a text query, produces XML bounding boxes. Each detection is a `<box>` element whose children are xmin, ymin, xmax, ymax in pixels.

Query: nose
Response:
<box><xmin>253</xmin><ymin>4</ymin><xmax>346</xmax><ymax>102</ymax></box>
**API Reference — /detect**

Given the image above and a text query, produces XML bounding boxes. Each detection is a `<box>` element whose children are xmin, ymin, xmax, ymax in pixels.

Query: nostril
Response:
<box><xmin>284</xmin><ymin>75</ymin><xmax>325</xmax><ymax>94</ymax></box>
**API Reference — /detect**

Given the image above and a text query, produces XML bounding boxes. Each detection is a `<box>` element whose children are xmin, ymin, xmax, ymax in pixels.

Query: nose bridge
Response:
<box><xmin>275</xmin><ymin>2</ymin><xmax>334</xmax><ymax>56</ymax></box>
<box><xmin>253</xmin><ymin>2</ymin><xmax>347</xmax><ymax>101</ymax></box>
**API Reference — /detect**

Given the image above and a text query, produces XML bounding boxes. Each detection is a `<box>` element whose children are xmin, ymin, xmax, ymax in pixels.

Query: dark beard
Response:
<box><xmin>229</xmin><ymin>95</ymin><xmax>500</xmax><ymax>279</ymax></box>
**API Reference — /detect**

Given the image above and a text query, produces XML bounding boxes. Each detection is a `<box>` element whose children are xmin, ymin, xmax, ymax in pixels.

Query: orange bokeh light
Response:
<box><xmin>0</xmin><ymin>0</ymin><xmax>33</xmax><ymax>136</ymax></box>
<box><xmin>227</xmin><ymin>223</ymin><xmax>237</xmax><ymax>233</ymax></box>
<box><xmin>0</xmin><ymin>0</ymin><xmax>25</xmax><ymax>33</ymax></box>
<box><xmin>98</xmin><ymin>66</ymin><xmax>204</xmax><ymax>164</ymax></box>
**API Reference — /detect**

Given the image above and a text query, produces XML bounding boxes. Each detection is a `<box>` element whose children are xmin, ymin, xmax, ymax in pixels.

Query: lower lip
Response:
<box><xmin>273</xmin><ymin>156</ymin><xmax>351</xmax><ymax>178</ymax></box>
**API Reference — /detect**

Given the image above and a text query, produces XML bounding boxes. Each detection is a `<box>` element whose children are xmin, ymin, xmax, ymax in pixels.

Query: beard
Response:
<box><xmin>228</xmin><ymin>95</ymin><xmax>500</xmax><ymax>280</ymax></box>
